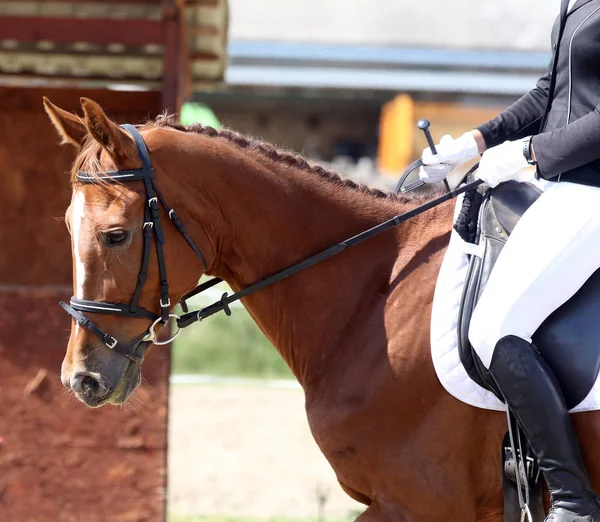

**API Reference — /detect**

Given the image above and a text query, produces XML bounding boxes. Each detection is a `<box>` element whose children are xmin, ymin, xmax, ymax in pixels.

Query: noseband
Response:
<box><xmin>60</xmin><ymin>125</ymin><xmax>209</xmax><ymax>365</ymax></box>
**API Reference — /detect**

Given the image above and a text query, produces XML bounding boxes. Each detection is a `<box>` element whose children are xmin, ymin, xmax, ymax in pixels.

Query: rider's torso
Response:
<box><xmin>544</xmin><ymin>1</ymin><xmax>600</xmax><ymax>183</ymax></box>
<box><xmin>546</xmin><ymin>1</ymin><xmax>600</xmax><ymax>129</ymax></box>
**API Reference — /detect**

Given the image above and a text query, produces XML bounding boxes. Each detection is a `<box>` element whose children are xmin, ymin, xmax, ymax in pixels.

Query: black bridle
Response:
<box><xmin>60</xmin><ymin>124</ymin><xmax>209</xmax><ymax>365</ymax></box>
<box><xmin>61</xmin><ymin>124</ymin><xmax>482</xmax><ymax>366</ymax></box>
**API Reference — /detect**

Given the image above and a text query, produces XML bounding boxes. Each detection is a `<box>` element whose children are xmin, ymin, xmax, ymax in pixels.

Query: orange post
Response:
<box><xmin>378</xmin><ymin>94</ymin><xmax>414</xmax><ymax>175</ymax></box>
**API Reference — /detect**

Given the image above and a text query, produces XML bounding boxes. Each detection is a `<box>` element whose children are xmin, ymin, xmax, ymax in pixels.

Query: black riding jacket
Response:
<box><xmin>477</xmin><ymin>0</ymin><xmax>600</xmax><ymax>186</ymax></box>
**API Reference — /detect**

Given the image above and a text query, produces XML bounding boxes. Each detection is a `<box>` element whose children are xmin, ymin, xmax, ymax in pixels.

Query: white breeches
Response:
<box><xmin>469</xmin><ymin>180</ymin><xmax>600</xmax><ymax>368</ymax></box>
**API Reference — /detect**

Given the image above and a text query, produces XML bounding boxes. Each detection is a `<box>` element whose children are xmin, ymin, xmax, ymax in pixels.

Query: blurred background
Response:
<box><xmin>0</xmin><ymin>1</ymin><xmax>560</xmax><ymax>521</ymax></box>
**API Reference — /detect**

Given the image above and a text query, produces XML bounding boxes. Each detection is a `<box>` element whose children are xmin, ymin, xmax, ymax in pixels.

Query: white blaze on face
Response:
<box><xmin>71</xmin><ymin>188</ymin><xmax>87</xmax><ymax>299</ymax></box>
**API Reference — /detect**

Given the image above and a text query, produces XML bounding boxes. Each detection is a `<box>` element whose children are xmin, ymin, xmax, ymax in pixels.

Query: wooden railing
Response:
<box><xmin>0</xmin><ymin>0</ymin><xmax>228</xmax><ymax>111</ymax></box>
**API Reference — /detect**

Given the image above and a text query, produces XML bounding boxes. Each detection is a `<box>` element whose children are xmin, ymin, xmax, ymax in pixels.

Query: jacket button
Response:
<box><xmin>553</xmin><ymin>44</ymin><xmax>557</xmax><ymax>50</ymax></box>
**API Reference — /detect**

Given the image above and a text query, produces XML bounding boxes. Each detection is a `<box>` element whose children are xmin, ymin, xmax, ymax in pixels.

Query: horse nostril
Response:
<box><xmin>71</xmin><ymin>372</ymin><xmax>100</xmax><ymax>397</ymax></box>
<box><xmin>81</xmin><ymin>375</ymin><xmax>99</xmax><ymax>395</ymax></box>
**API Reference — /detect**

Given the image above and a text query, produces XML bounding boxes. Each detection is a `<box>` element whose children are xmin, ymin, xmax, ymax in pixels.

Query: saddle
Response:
<box><xmin>456</xmin><ymin>180</ymin><xmax>600</xmax><ymax>409</ymax></box>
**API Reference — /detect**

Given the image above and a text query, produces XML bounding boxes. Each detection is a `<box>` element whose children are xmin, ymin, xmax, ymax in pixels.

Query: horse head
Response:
<box><xmin>44</xmin><ymin>97</ymin><xmax>209</xmax><ymax>407</ymax></box>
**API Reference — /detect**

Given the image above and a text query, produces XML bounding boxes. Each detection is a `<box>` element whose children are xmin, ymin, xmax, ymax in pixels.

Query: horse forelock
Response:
<box><xmin>70</xmin><ymin>134</ymin><xmax>106</xmax><ymax>185</ymax></box>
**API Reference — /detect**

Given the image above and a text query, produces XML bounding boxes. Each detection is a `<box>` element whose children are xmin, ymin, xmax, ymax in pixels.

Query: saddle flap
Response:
<box><xmin>457</xmin><ymin>191</ymin><xmax>507</xmax><ymax>397</ymax></box>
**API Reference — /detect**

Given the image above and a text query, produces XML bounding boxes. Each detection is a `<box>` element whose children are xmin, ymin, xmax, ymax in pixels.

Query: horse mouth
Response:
<box><xmin>75</xmin><ymin>388</ymin><xmax>113</xmax><ymax>408</ymax></box>
<box><xmin>106</xmin><ymin>360</ymin><xmax>142</xmax><ymax>405</ymax></box>
<box><xmin>75</xmin><ymin>356</ymin><xmax>143</xmax><ymax>408</ymax></box>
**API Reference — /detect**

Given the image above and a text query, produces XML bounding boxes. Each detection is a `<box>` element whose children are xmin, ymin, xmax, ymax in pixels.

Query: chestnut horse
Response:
<box><xmin>44</xmin><ymin>97</ymin><xmax>600</xmax><ymax>521</ymax></box>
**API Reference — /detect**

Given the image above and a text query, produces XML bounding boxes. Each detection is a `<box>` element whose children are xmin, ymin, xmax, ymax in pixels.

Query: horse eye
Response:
<box><xmin>105</xmin><ymin>230</ymin><xmax>129</xmax><ymax>247</ymax></box>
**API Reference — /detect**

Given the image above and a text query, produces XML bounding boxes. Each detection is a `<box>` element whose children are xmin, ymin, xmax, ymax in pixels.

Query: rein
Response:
<box><xmin>62</xmin><ymin>124</ymin><xmax>482</xmax><ymax>365</ymax></box>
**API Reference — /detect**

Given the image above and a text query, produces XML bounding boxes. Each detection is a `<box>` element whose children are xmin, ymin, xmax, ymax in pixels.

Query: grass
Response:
<box><xmin>171</xmin><ymin>280</ymin><xmax>293</xmax><ymax>379</ymax></box>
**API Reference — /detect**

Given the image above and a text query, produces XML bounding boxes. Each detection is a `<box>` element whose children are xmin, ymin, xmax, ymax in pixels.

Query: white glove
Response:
<box><xmin>476</xmin><ymin>139</ymin><xmax>536</xmax><ymax>188</ymax></box>
<box><xmin>419</xmin><ymin>133</ymin><xmax>480</xmax><ymax>184</ymax></box>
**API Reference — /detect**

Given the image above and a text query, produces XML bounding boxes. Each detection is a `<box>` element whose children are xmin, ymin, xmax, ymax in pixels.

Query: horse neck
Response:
<box><xmin>160</xmin><ymin>131</ymin><xmax>439</xmax><ymax>386</ymax></box>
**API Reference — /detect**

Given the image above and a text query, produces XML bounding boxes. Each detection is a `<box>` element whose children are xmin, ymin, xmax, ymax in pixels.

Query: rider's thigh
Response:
<box><xmin>469</xmin><ymin>181</ymin><xmax>600</xmax><ymax>368</ymax></box>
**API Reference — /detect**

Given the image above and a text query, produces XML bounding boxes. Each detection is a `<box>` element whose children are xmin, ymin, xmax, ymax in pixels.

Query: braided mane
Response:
<box><xmin>151</xmin><ymin>114</ymin><xmax>421</xmax><ymax>203</ymax></box>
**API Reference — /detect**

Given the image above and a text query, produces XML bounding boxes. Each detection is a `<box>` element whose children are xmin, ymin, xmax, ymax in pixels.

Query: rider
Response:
<box><xmin>420</xmin><ymin>1</ymin><xmax>600</xmax><ymax>521</ymax></box>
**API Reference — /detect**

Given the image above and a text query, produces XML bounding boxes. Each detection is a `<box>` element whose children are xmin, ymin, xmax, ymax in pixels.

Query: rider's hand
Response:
<box><xmin>419</xmin><ymin>133</ymin><xmax>480</xmax><ymax>183</ymax></box>
<box><xmin>476</xmin><ymin>139</ymin><xmax>535</xmax><ymax>188</ymax></box>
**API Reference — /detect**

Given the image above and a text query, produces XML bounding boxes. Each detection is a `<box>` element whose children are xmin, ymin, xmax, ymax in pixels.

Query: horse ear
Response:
<box><xmin>43</xmin><ymin>97</ymin><xmax>87</xmax><ymax>148</ymax></box>
<box><xmin>79</xmin><ymin>98</ymin><xmax>137</xmax><ymax>162</ymax></box>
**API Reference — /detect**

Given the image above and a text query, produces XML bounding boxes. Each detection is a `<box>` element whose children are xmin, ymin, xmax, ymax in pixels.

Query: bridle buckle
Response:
<box><xmin>160</xmin><ymin>297</ymin><xmax>171</xmax><ymax>308</ymax></box>
<box><xmin>105</xmin><ymin>336</ymin><xmax>118</xmax><ymax>349</ymax></box>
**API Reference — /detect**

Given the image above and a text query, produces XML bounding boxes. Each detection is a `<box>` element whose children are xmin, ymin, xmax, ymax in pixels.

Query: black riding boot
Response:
<box><xmin>489</xmin><ymin>335</ymin><xmax>600</xmax><ymax>522</ymax></box>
